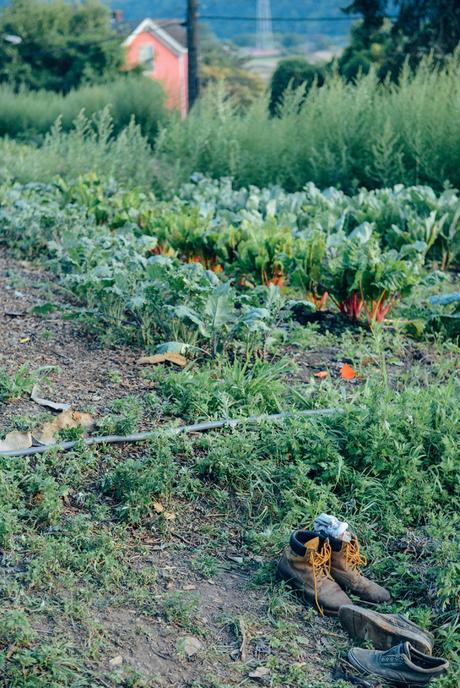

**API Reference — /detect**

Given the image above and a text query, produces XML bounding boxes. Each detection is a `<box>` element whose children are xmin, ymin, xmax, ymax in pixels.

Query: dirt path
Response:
<box><xmin>0</xmin><ymin>250</ymin><xmax>154</xmax><ymax>427</ymax></box>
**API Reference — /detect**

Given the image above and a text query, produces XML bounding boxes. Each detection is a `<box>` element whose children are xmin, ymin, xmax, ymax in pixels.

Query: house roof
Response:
<box><xmin>122</xmin><ymin>18</ymin><xmax>187</xmax><ymax>55</ymax></box>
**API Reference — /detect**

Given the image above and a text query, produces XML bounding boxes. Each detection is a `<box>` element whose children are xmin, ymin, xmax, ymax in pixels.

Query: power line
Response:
<box><xmin>2</xmin><ymin>13</ymin><xmax>389</xmax><ymax>58</ymax></box>
<box><xmin>200</xmin><ymin>15</ymin><xmax>365</xmax><ymax>22</ymax></box>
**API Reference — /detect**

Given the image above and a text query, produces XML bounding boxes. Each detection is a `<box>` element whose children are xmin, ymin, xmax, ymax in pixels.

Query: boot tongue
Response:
<box><xmin>389</xmin><ymin>642</ymin><xmax>411</xmax><ymax>658</ymax></box>
<box><xmin>400</xmin><ymin>642</ymin><xmax>412</xmax><ymax>659</ymax></box>
<box><xmin>305</xmin><ymin>536</ymin><xmax>320</xmax><ymax>551</ymax></box>
<box><xmin>380</xmin><ymin>642</ymin><xmax>411</xmax><ymax>666</ymax></box>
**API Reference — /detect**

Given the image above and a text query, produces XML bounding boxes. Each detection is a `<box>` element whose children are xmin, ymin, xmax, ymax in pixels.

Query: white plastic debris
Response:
<box><xmin>313</xmin><ymin>513</ymin><xmax>351</xmax><ymax>541</ymax></box>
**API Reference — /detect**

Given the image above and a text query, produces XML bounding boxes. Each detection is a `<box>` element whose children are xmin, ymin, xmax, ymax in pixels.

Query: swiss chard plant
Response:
<box><xmin>281</xmin><ymin>228</ymin><xmax>329</xmax><ymax>310</ymax></box>
<box><xmin>325</xmin><ymin>224</ymin><xmax>424</xmax><ymax>323</ymax></box>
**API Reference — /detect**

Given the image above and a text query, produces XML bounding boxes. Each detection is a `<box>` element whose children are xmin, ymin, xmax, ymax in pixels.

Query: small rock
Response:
<box><xmin>182</xmin><ymin>584</ymin><xmax>196</xmax><ymax>591</ymax></box>
<box><xmin>227</xmin><ymin>555</ymin><xmax>244</xmax><ymax>565</ymax></box>
<box><xmin>182</xmin><ymin>635</ymin><xmax>203</xmax><ymax>658</ymax></box>
<box><xmin>109</xmin><ymin>655</ymin><xmax>123</xmax><ymax>668</ymax></box>
<box><xmin>249</xmin><ymin>666</ymin><xmax>270</xmax><ymax>680</ymax></box>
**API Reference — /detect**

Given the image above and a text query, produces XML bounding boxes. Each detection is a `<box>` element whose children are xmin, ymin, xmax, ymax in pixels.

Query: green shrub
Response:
<box><xmin>157</xmin><ymin>55</ymin><xmax>460</xmax><ymax>193</ymax></box>
<box><xmin>269</xmin><ymin>57</ymin><xmax>325</xmax><ymax>115</ymax></box>
<box><xmin>0</xmin><ymin>108</ymin><xmax>156</xmax><ymax>187</ymax></box>
<box><xmin>0</xmin><ymin>76</ymin><xmax>168</xmax><ymax>143</ymax></box>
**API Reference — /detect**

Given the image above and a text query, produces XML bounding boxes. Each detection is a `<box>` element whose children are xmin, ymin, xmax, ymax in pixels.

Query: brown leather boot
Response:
<box><xmin>329</xmin><ymin>534</ymin><xmax>391</xmax><ymax>603</ymax></box>
<box><xmin>277</xmin><ymin>530</ymin><xmax>352</xmax><ymax>616</ymax></box>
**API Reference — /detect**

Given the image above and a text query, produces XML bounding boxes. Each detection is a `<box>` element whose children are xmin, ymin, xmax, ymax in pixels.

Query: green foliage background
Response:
<box><xmin>0</xmin><ymin>0</ymin><xmax>123</xmax><ymax>92</ymax></box>
<box><xmin>0</xmin><ymin>76</ymin><xmax>167</xmax><ymax>143</ymax></box>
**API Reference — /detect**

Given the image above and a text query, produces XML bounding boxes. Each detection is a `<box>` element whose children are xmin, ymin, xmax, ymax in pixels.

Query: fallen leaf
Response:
<box><xmin>164</xmin><ymin>511</ymin><xmax>176</xmax><ymax>521</ymax></box>
<box><xmin>314</xmin><ymin>370</ymin><xmax>328</xmax><ymax>379</ymax></box>
<box><xmin>153</xmin><ymin>501</ymin><xmax>165</xmax><ymax>513</ymax></box>
<box><xmin>19</xmin><ymin>337</ymin><xmax>30</xmax><ymax>344</ymax></box>
<box><xmin>31</xmin><ymin>385</ymin><xmax>71</xmax><ymax>412</ymax></box>
<box><xmin>340</xmin><ymin>363</ymin><xmax>357</xmax><ymax>380</ymax></box>
<box><xmin>31</xmin><ymin>492</ymin><xmax>44</xmax><ymax>505</ymax></box>
<box><xmin>138</xmin><ymin>353</ymin><xmax>166</xmax><ymax>365</ymax></box>
<box><xmin>0</xmin><ymin>431</ymin><xmax>33</xmax><ymax>451</ymax></box>
<box><xmin>137</xmin><ymin>353</ymin><xmax>187</xmax><ymax>367</ymax></box>
<box><xmin>163</xmin><ymin>352</ymin><xmax>187</xmax><ymax>366</ymax></box>
<box><xmin>249</xmin><ymin>666</ymin><xmax>270</xmax><ymax>679</ymax></box>
<box><xmin>33</xmin><ymin>409</ymin><xmax>94</xmax><ymax>446</ymax></box>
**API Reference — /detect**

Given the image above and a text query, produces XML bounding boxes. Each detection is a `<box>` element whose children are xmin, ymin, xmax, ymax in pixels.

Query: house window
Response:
<box><xmin>139</xmin><ymin>44</ymin><xmax>154</xmax><ymax>70</ymax></box>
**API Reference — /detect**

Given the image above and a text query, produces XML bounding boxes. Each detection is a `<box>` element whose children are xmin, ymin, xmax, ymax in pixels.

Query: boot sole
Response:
<box><xmin>276</xmin><ymin>565</ymin><xmax>340</xmax><ymax>617</ymax></box>
<box><xmin>340</xmin><ymin>605</ymin><xmax>433</xmax><ymax>655</ymax></box>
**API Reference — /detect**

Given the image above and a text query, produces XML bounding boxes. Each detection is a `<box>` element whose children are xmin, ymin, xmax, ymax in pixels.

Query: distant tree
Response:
<box><xmin>338</xmin><ymin>17</ymin><xmax>392</xmax><ymax>80</ymax></box>
<box><xmin>201</xmin><ymin>64</ymin><xmax>265</xmax><ymax>109</ymax></box>
<box><xmin>341</xmin><ymin>0</ymin><xmax>460</xmax><ymax>79</ymax></box>
<box><xmin>269</xmin><ymin>58</ymin><xmax>325</xmax><ymax>115</ymax></box>
<box><xmin>199</xmin><ymin>27</ymin><xmax>264</xmax><ymax>109</ymax></box>
<box><xmin>200</xmin><ymin>26</ymin><xmax>243</xmax><ymax>70</ymax></box>
<box><xmin>0</xmin><ymin>0</ymin><xmax>123</xmax><ymax>92</ymax></box>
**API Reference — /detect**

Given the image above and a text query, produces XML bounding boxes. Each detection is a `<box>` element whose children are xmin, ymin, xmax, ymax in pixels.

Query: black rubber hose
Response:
<box><xmin>0</xmin><ymin>407</ymin><xmax>344</xmax><ymax>458</ymax></box>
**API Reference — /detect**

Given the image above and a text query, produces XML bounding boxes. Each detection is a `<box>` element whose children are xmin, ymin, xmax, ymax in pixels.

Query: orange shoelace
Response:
<box><xmin>308</xmin><ymin>541</ymin><xmax>332</xmax><ymax>616</ymax></box>
<box><xmin>344</xmin><ymin>538</ymin><xmax>367</xmax><ymax>571</ymax></box>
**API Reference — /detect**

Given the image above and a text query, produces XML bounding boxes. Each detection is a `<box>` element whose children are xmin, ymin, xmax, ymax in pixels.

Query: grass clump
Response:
<box><xmin>0</xmin><ymin>364</ymin><xmax>36</xmax><ymax>402</ymax></box>
<box><xmin>0</xmin><ymin>108</ymin><xmax>156</xmax><ymax>188</ymax></box>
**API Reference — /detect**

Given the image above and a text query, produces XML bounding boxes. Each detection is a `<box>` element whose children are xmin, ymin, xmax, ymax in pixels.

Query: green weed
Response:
<box><xmin>0</xmin><ymin>364</ymin><xmax>36</xmax><ymax>402</ymax></box>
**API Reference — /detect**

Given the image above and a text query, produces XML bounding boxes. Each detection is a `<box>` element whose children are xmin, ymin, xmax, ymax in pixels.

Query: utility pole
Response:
<box><xmin>187</xmin><ymin>0</ymin><xmax>200</xmax><ymax>109</ymax></box>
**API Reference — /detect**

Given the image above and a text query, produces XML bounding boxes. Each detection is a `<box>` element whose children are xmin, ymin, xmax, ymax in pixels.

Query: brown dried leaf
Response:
<box><xmin>163</xmin><ymin>353</ymin><xmax>187</xmax><ymax>366</ymax></box>
<box><xmin>138</xmin><ymin>354</ymin><xmax>167</xmax><ymax>365</ymax></box>
<box><xmin>0</xmin><ymin>431</ymin><xmax>33</xmax><ymax>451</ymax></box>
<box><xmin>153</xmin><ymin>501</ymin><xmax>165</xmax><ymax>513</ymax></box>
<box><xmin>137</xmin><ymin>353</ymin><xmax>187</xmax><ymax>367</ymax></box>
<box><xmin>33</xmin><ymin>409</ymin><xmax>94</xmax><ymax>446</ymax></box>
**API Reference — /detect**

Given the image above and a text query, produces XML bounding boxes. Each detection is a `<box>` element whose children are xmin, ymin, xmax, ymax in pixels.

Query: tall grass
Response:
<box><xmin>0</xmin><ymin>108</ymin><xmax>157</xmax><ymax>188</ymax></box>
<box><xmin>0</xmin><ymin>76</ymin><xmax>168</xmax><ymax>144</ymax></box>
<box><xmin>157</xmin><ymin>56</ymin><xmax>460</xmax><ymax>192</ymax></box>
<box><xmin>0</xmin><ymin>56</ymin><xmax>458</xmax><ymax>193</ymax></box>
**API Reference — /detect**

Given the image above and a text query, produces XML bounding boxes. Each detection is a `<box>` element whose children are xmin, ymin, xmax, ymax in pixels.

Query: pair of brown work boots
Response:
<box><xmin>277</xmin><ymin>529</ymin><xmax>391</xmax><ymax>616</ymax></box>
<box><xmin>277</xmin><ymin>529</ymin><xmax>450</xmax><ymax>685</ymax></box>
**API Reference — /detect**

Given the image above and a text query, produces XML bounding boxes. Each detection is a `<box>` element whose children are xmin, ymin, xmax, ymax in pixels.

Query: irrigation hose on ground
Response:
<box><xmin>0</xmin><ymin>408</ymin><xmax>344</xmax><ymax>458</ymax></box>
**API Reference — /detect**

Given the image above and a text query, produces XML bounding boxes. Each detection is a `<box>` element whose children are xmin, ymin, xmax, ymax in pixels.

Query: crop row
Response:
<box><xmin>1</xmin><ymin>176</ymin><xmax>458</xmax><ymax>353</ymax></box>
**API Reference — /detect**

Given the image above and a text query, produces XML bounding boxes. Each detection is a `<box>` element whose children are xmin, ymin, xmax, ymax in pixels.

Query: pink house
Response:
<box><xmin>123</xmin><ymin>19</ymin><xmax>188</xmax><ymax>117</ymax></box>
